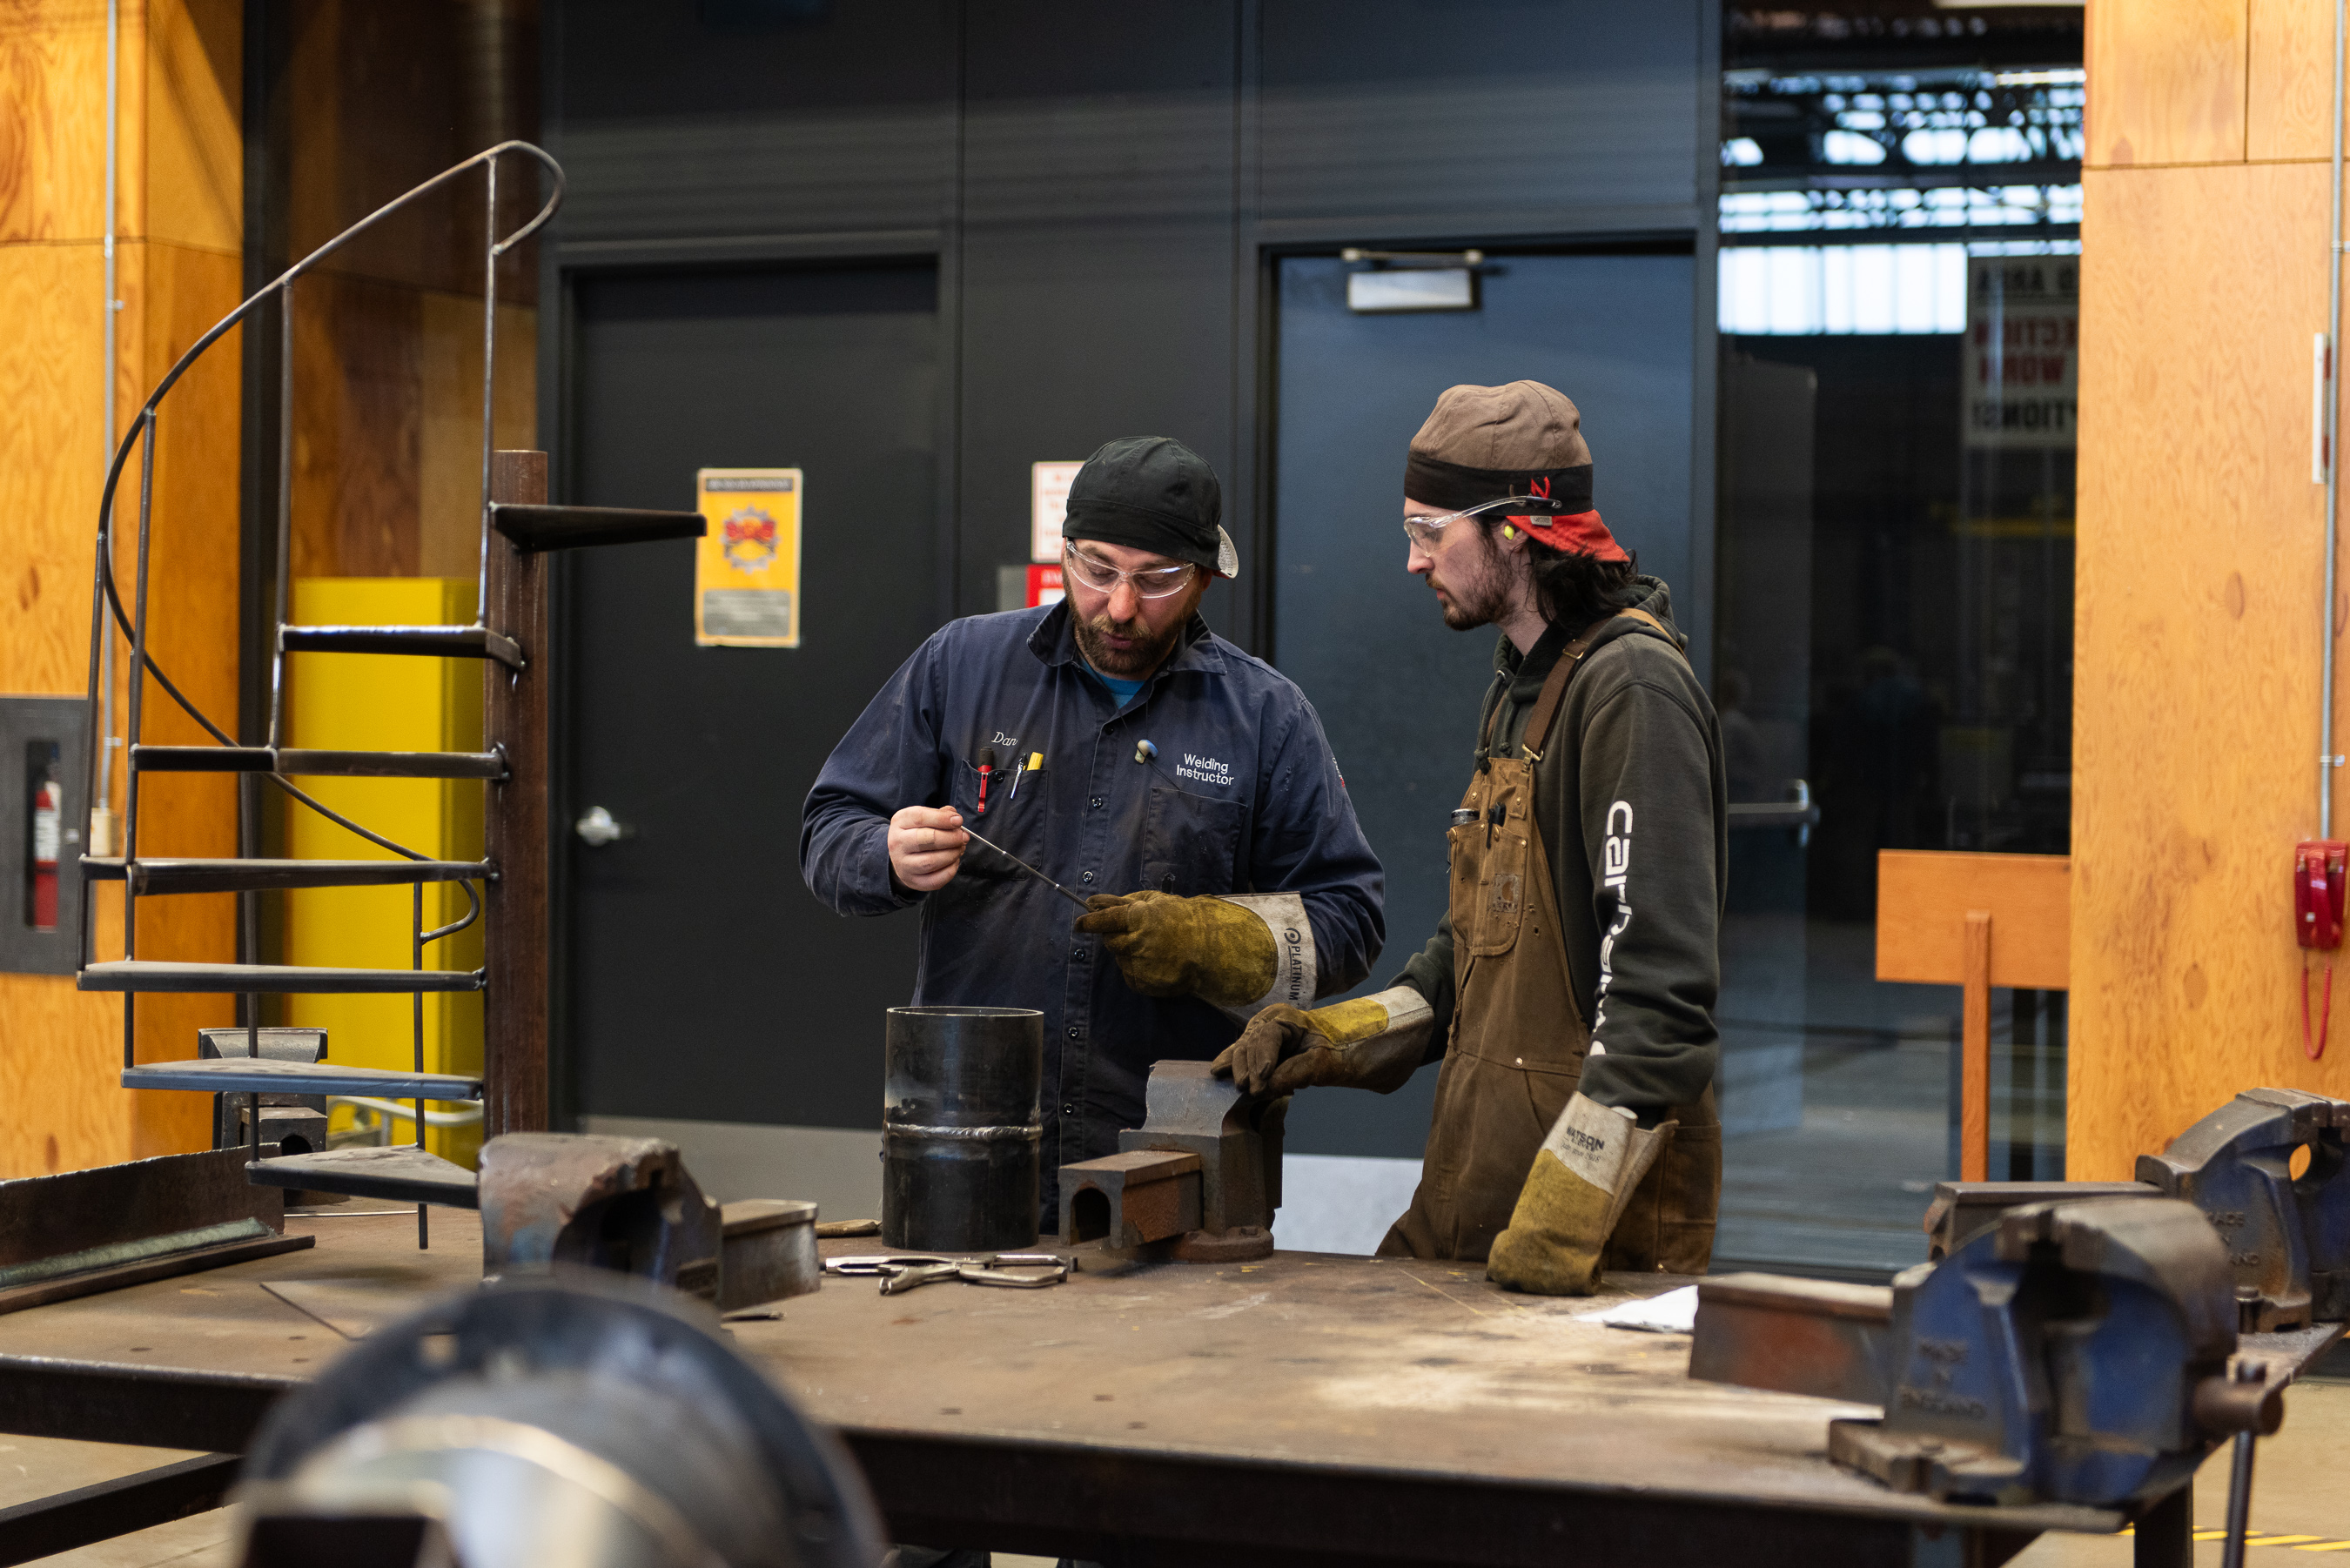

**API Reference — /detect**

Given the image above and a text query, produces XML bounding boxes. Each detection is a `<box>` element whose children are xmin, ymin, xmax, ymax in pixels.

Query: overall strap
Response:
<box><xmin>1520</xmin><ymin>608</ymin><xmax>1683</xmax><ymax>761</ymax></box>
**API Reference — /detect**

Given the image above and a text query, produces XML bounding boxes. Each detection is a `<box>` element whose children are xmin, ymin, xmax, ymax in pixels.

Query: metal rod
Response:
<box><xmin>267</xmin><ymin>283</ymin><xmax>294</xmax><ymax>748</ymax></box>
<box><xmin>959</xmin><ymin>825</ymin><xmax>1091</xmax><ymax>909</ymax></box>
<box><xmin>414</xmin><ymin>881</ymin><xmax>429</xmax><ymax>1251</ymax></box>
<box><xmin>2221</xmin><ymin>1430</ymin><xmax>2257</xmax><ymax>1568</ymax></box>
<box><xmin>96</xmin><ymin>0</ymin><xmax>120</xmax><ymax>836</ymax></box>
<box><xmin>124</xmin><ymin>412</ymin><xmax>156</xmax><ymax>883</ymax></box>
<box><xmin>475</xmin><ymin>154</ymin><xmax>499</xmax><ymax>628</ymax></box>
<box><xmin>2325</xmin><ymin>0</ymin><xmax>2347</xmax><ymax>838</ymax></box>
<box><xmin>118</xmin><ymin>412</ymin><xmax>155</xmax><ymax>1070</ymax></box>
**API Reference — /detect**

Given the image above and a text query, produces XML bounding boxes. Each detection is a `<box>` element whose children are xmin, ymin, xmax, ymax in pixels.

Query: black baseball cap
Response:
<box><xmin>1062</xmin><ymin>437</ymin><xmax>1239</xmax><ymax>580</ymax></box>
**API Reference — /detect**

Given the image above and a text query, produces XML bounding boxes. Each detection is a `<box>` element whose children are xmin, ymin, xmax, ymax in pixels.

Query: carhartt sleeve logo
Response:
<box><xmin>1590</xmin><ymin>801</ymin><xmax>1635</xmax><ymax>1047</ymax></box>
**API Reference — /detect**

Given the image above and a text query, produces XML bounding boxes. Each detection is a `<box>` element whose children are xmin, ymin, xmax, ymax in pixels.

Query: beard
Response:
<box><xmin>1427</xmin><ymin>539</ymin><xmax>1512</xmax><ymax>631</ymax></box>
<box><xmin>1072</xmin><ymin>602</ymin><xmax>1189</xmax><ymax>677</ymax></box>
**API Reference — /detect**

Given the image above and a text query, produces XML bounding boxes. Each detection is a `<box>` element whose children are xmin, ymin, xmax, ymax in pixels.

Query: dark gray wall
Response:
<box><xmin>540</xmin><ymin>0</ymin><xmax>1720</xmax><ymax>1136</ymax></box>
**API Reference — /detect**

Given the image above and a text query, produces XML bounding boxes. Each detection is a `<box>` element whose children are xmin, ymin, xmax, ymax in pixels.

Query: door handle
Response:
<box><xmin>575</xmin><ymin>805</ymin><xmax>634</xmax><ymax>847</ymax></box>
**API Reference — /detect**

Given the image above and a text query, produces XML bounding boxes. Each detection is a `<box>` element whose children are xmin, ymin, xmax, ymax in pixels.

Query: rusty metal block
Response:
<box><xmin>0</xmin><ymin>1149</ymin><xmax>310</xmax><ymax>1316</ymax></box>
<box><xmin>478</xmin><ymin>1133</ymin><xmax>722</xmax><ymax>1300</ymax></box>
<box><xmin>1058</xmin><ymin>1150</ymin><xmax>1202</xmax><ymax>1247</ymax></box>
<box><xmin>1689</xmin><ymin>1273</ymin><xmax>1893</xmax><ymax>1406</ymax></box>
<box><xmin>719</xmin><ymin>1199</ymin><xmax>820</xmax><ymax>1310</ymax></box>
<box><xmin>1115</xmin><ymin>1061</ymin><xmax>1286</xmax><ymax>1236</ymax></box>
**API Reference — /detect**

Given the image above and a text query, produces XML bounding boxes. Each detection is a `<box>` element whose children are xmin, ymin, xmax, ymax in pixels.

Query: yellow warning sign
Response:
<box><xmin>695</xmin><ymin>467</ymin><xmax>802</xmax><ymax>648</ymax></box>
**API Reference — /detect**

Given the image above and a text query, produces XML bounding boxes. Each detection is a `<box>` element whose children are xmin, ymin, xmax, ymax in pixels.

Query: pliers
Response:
<box><xmin>823</xmin><ymin>1252</ymin><xmax>1071</xmax><ymax>1295</ymax></box>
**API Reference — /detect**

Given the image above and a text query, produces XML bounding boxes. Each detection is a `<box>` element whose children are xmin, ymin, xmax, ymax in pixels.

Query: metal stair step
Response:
<box><xmin>122</xmin><ymin>1059</ymin><xmax>484</xmax><ymax>1100</ymax></box>
<box><xmin>280</xmin><ymin>624</ymin><xmax>522</xmax><ymax>669</ymax></box>
<box><xmin>131</xmin><ymin>745</ymin><xmax>507</xmax><ymax>780</ymax></box>
<box><xmin>79</xmin><ymin>961</ymin><xmax>484</xmax><ymax>995</ymax></box>
<box><xmin>84</xmin><ymin>857</ymin><xmax>493</xmax><ymax>895</ymax></box>
<box><xmin>245</xmin><ymin>1146</ymin><xmax>480</xmax><ymax>1209</ymax></box>
<box><xmin>489</xmin><ymin>501</ymin><xmax>708</xmax><ymax>553</ymax></box>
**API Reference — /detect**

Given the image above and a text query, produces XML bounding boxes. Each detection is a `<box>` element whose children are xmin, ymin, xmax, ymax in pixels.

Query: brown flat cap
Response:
<box><xmin>1409</xmin><ymin>380</ymin><xmax>1591</xmax><ymax>472</ymax></box>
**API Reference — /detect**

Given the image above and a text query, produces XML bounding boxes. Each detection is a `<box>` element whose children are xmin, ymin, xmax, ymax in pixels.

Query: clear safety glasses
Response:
<box><xmin>1062</xmin><ymin>544</ymin><xmax>1198</xmax><ymax>599</ymax></box>
<box><xmin>1403</xmin><ymin>494</ymin><xmax>1562</xmax><ymax>553</ymax></box>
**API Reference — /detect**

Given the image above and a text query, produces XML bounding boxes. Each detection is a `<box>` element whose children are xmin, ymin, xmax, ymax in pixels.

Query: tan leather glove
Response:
<box><xmin>1075</xmin><ymin>891</ymin><xmax>1279</xmax><ymax>1009</ymax></box>
<box><xmin>1211</xmin><ymin>986</ymin><xmax>1434</xmax><ymax>1096</ymax></box>
<box><xmin>1486</xmin><ymin>1093</ymin><xmax>1675</xmax><ymax>1297</ymax></box>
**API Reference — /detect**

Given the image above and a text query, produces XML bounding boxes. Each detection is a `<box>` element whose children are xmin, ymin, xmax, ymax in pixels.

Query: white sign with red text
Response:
<box><xmin>1964</xmin><ymin>255</ymin><xmax>2078</xmax><ymax>451</ymax></box>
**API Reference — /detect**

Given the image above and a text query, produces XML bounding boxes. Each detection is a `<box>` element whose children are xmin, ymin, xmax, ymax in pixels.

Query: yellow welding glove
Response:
<box><xmin>1486</xmin><ymin>1094</ymin><xmax>1675</xmax><ymax>1297</ymax></box>
<box><xmin>1211</xmin><ymin>986</ymin><xmax>1434</xmax><ymax>1096</ymax></box>
<box><xmin>1076</xmin><ymin>891</ymin><xmax>1279</xmax><ymax>1009</ymax></box>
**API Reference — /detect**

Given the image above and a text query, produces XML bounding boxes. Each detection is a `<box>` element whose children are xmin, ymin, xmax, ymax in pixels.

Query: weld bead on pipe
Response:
<box><xmin>882</xmin><ymin>1006</ymin><xmax>1044</xmax><ymax>1252</ymax></box>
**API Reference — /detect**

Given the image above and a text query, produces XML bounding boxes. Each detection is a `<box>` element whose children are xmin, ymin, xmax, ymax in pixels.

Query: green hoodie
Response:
<box><xmin>1394</xmin><ymin>575</ymin><xmax>1728</xmax><ymax>1118</ymax></box>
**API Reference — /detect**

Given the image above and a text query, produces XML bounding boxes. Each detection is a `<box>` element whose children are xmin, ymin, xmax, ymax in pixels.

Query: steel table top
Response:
<box><xmin>0</xmin><ymin>1206</ymin><xmax>2225</xmax><ymax>1567</ymax></box>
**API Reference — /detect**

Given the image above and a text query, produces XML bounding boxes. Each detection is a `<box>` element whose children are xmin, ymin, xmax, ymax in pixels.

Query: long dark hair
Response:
<box><xmin>1480</xmin><ymin>518</ymin><xmax>1642</xmax><ymax>632</ymax></box>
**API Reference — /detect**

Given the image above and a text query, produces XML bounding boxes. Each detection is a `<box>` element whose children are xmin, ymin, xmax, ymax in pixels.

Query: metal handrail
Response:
<box><xmin>80</xmin><ymin>143</ymin><xmax>563</xmax><ymax>1099</ymax></box>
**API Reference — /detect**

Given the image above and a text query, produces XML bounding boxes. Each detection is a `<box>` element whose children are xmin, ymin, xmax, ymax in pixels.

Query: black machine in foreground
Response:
<box><xmin>232</xmin><ymin>1274</ymin><xmax>882</xmax><ymax>1568</ymax></box>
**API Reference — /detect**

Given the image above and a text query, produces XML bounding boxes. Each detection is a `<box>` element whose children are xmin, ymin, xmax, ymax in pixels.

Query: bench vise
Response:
<box><xmin>2137</xmin><ymin>1088</ymin><xmax>2350</xmax><ymax>1330</ymax></box>
<box><xmin>1693</xmin><ymin>1197</ymin><xmax>2280</xmax><ymax>1508</ymax></box>
<box><xmin>1058</xmin><ymin>1061</ymin><xmax>1286</xmax><ymax>1262</ymax></box>
<box><xmin>1919</xmin><ymin>1088</ymin><xmax>2350</xmax><ymax>1332</ymax></box>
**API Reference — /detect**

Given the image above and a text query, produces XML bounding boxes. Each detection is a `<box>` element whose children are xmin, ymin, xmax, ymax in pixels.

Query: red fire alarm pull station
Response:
<box><xmin>2297</xmin><ymin>840</ymin><xmax>2347</xmax><ymax>950</ymax></box>
<box><xmin>2297</xmin><ymin>840</ymin><xmax>2347</xmax><ymax>1059</ymax></box>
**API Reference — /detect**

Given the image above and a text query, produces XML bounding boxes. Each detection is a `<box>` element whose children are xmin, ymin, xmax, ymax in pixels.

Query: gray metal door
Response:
<box><xmin>1271</xmin><ymin>250</ymin><xmax>1699</xmax><ymax>1159</ymax></box>
<box><xmin>561</xmin><ymin>263</ymin><xmax>940</xmax><ymax>1130</ymax></box>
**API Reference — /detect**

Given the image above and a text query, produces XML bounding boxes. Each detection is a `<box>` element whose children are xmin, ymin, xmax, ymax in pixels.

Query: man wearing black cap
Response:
<box><xmin>1212</xmin><ymin>381</ymin><xmax>1728</xmax><ymax>1295</ymax></box>
<box><xmin>802</xmin><ymin>436</ymin><xmax>1384</xmax><ymax>1223</ymax></box>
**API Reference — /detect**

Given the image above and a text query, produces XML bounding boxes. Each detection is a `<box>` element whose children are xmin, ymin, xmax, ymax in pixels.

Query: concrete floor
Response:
<box><xmin>9</xmin><ymin>1383</ymin><xmax>2344</xmax><ymax>1565</ymax></box>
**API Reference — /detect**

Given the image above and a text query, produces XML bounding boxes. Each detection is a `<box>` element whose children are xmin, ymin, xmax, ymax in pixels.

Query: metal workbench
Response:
<box><xmin>0</xmin><ymin>1208</ymin><xmax>2306</xmax><ymax>1568</ymax></box>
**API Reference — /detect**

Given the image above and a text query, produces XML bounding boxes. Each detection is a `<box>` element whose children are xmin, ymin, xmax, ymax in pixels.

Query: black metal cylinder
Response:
<box><xmin>881</xmin><ymin>1006</ymin><xmax>1044</xmax><ymax>1252</ymax></box>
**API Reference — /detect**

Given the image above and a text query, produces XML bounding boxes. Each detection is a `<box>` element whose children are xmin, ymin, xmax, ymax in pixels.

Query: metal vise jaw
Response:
<box><xmin>2137</xmin><ymin>1088</ymin><xmax>2350</xmax><ymax>1331</ymax></box>
<box><xmin>480</xmin><ymin>1133</ymin><xmax>725</xmax><ymax>1301</ymax></box>
<box><xmin>1695</xmin><ymin>1196</ymin><xmax>2273</xmax><ymax>1509</ymax></box>
<box><xmin>1058</xmin><ymin>1061</ymin><xmax>1286</xmax><ymax>1262</ymax></box>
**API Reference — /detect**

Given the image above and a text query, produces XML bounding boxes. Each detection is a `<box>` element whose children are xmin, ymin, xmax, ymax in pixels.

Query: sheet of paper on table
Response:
<box><xmin>1574</xmin><ymin>1283</ymin><xmax>1698</xmax><ymax>1333</ymax></box>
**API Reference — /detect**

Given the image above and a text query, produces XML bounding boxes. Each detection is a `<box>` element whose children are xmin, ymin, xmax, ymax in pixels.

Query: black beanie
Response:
<box><xmin>1062</xmin><ymin>437</ymin><xmax>1239</xmax><ymax>579</ymax></box>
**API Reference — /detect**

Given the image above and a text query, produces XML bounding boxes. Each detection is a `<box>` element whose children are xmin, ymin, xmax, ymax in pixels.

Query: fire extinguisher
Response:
<box><xmin>30</xmin><ymin>772</ymin><xmax>60</xmax><ymax>930</ymax></box>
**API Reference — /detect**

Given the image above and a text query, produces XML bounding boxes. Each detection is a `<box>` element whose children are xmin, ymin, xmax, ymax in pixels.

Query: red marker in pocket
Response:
<box><xmin>976</xmin><ymin>747</ymin><xmax>997</xmax><ymax>815</ymax></box>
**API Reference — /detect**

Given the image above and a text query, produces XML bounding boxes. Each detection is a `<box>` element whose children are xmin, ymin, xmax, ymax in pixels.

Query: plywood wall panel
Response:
<box><xmin>2248</xmin><ymin>0</ymin><xmax>2335</xmax><ymax>162</ymax></box>
<box><xmin>141</xmin><ymin>0</ymin><xmax>238</xmax><ymax>253</ymax></box>
<box><xmin>2071</xmin><ymin>160</ymin><xmax>2350</xmax><ymax>1178</ymax></box>
<box><xmin>291</xmin><ymin>271</ymin><xmax>421</xmax><ymax>580</ymax></box>
<box><xmin>0</xmin><ymin>1</ymin><xmax>239</xmax><ymax>1175</ymax></box>
<box><xmin>0</xmin><ymin>244</ymin><xmax>104</xmax><ymax>694</ymax></box>
<box><xmin>0</xmin><ymin>0</ymin><xmax>107</xmax><ymax>240</ymax></box>
<box><xmin>2085</xmin><ymin>0</ymin><xmax>2250</xmax><ymax>168</ymax></box>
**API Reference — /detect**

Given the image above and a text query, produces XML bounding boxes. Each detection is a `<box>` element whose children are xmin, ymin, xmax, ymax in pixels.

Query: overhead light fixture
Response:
<box><xmin>1342</xmin><ymin>248</ymin><xmax>1483</xmax><ymax>313</ymax></box>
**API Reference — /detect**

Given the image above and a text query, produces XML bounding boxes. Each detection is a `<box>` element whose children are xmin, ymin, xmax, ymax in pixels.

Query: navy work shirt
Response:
<box><xmin>800</xmin><ymin>602</ymin><xmax>1384</xmax><ymax>1202</ymax></box>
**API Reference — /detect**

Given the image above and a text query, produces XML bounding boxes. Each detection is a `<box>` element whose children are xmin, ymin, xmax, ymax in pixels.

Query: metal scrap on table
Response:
<box><xmin>824</xmin><ymin>1251</ymin><xmax>1071</xmax><ymax>1294</ymax></box>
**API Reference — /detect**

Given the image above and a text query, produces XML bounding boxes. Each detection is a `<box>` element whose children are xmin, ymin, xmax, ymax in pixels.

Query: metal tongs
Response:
<box><xmin>823</xmin><ymin>1252</ymin><xmax>1071</xmax><ymax>1295</ymax></box>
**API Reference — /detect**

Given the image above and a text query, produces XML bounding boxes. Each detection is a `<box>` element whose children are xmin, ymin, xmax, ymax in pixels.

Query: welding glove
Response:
<box><xmin>1485</xmin><ymin>1094</ymin><xmax>1675</xmax><ymax>1297</ymax></box>
<box><xmin>1077</xmin><ymin>891</ymin><xmax>1303</xmax><ymax>1011</ymax></box>
<box><xmin>1210</xmin><ymin>986</ymin><xmax>1435</xmax><ymax>1096</ymax></box>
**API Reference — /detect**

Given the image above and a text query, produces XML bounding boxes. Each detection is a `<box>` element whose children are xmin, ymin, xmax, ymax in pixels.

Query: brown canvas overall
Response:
<box><xmin>1380</xmin><ymin>612</ymin><xmax>1721</xmax><ymax>1270</ymax></box>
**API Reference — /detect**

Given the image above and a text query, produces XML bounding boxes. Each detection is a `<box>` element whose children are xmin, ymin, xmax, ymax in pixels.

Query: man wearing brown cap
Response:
<box><xmin>1213</xmin><ymin>382</ymin><xmax>1726</xmax><ymax>1294</ymax></box>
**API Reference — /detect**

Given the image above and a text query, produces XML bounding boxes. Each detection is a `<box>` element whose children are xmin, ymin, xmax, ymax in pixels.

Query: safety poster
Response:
<box><xmin>695</xmin><ymin>467</ymin><xmax>803</xmax><ymax>647</ymax></box>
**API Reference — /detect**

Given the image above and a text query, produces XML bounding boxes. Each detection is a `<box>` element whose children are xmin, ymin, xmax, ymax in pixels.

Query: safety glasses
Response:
<box><xmin>1063</xmin><ymin>543</ymin><xmax>1198</xmax><ymax>599</ymax></box>
<box><xmin>1403</xmin><ymin>493</ymin><xmax>1563</xmax><ymax>553</ymax></box>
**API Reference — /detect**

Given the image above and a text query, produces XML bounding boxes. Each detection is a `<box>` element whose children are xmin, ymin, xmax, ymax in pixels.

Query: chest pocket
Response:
<box><xmin>1139</xmin><ymin>783</ymin><xmax>1246</xmax><ymax>896</ymax></box>
<box><xmin>1454</xmin><ymin>795</ymin><xmax>1534</xmax><ymax>959</ymax></box>
<box><xmin>946</xmin><ymin>757</ymin><xmax>1039</xmax><ymax>891</ymax></box>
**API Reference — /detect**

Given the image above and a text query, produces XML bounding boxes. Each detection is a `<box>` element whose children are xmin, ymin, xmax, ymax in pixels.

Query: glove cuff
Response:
<box><xmin>1306</xmin><ymin>985</ymin><xmax>1434</xmax><ymax>1049</ymax></box>
<box><xmin>1212</xmin><ymin>894</ymin><xmax>1319</xmax><ymax>1015</ymax></box>
<box><xmin>1543</xmin><ymin>1093</ymin><xmax>1674</xmax><ymax>1235</ymax></box>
